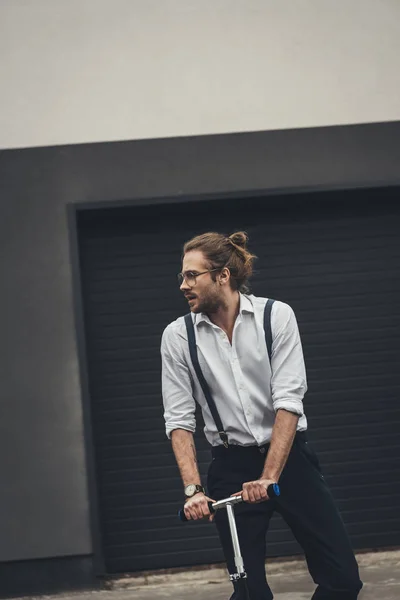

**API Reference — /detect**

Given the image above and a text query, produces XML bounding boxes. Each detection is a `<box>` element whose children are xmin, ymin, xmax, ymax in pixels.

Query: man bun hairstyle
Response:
<box><xmin>227</xmin><ymin>231</ymin><xmax>248</xmax><ymax>249</ymax></box>
<box><xmin>183</xmin><ymin>231</ymin><xmax>257</xmax><ymax>293</ymax></box>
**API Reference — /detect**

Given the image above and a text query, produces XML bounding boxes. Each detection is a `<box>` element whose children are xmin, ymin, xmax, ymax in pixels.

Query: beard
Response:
<box><xmin>191</xmin><ymin>288</ymin><xmax>226</xmax><ymax>315</ymax></box>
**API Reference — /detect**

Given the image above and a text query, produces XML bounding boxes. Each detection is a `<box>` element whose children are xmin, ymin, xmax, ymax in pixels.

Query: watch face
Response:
<box><xmin>185</xmin><ymin>484</ymin><xmax>197</xmax><ymax>497</ymax></box>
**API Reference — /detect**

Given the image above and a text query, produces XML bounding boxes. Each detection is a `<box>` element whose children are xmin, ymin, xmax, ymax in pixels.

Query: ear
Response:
<box><xmin>219</xmin><ymin>267</ymin><xmax>231</xmax><ymax>285</ymax></box>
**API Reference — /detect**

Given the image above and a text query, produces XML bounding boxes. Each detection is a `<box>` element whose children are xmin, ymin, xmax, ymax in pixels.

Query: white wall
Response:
<box><xmin>1</xmin><ymin>0</ymin><xmax>399</xmax><ymax>150</ymax></box>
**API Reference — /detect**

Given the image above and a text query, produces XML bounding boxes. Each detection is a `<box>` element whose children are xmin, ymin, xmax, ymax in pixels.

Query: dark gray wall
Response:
<box><xmin>0</xmin><ymin>122</ymin><xmax>399</xmax><ymax>563</ymax></box>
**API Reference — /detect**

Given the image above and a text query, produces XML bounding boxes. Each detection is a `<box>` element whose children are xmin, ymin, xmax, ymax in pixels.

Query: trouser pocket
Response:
<box><xmin>296</xmin><ymin>435</ymin><xmax>323</xmax><ymax>476</ymax></box>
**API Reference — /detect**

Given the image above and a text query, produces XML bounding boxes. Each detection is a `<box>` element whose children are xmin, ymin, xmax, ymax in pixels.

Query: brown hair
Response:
<box><xmin>183</xmin><ymin>231</ymin><xmax>257</xmax><ymax>293</ymax></box>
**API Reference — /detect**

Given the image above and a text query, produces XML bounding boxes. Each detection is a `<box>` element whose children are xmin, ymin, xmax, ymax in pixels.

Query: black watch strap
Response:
<box><xmin>184</xmin><ymin>484</ymin><xmax>205</xmax><ymax>498</ymax></box>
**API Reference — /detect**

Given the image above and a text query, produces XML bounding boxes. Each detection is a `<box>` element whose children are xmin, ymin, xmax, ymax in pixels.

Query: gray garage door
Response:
<box><xmin>77</xmin><ymin>187</ymin><xmax>400</xmax><ymax>574</ymax></box>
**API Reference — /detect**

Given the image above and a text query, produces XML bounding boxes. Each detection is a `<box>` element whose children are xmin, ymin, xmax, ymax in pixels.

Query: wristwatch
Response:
<box><xmin>184</xmin><ymin>484</ymin><xmax>205</xmax><ymax>498</ymax></box>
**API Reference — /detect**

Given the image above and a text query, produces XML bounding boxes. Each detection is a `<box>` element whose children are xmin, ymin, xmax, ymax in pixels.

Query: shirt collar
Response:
<box><xmin>194</xmin><ymin>292</ymin><xmax>254</xmax><ymax>327</ymax></box>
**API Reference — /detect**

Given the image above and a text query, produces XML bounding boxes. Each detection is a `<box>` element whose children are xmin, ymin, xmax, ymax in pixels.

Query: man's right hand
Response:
<box><xmin>184</xmin><ymin>492</ymin><xmax>216</xmax><ymax>522</ymax></box>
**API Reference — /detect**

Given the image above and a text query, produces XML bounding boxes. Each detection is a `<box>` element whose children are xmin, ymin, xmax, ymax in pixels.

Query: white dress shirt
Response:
<box><xmin>161</xmin><ymin>293</ymin><xmax>308</xmax><ymax>447</ymax></box>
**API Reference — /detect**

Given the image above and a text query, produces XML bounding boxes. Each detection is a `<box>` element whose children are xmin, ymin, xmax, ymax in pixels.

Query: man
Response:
<box><xmin>161</xmin><ymin>231</ymin><xmax>362</xmax><ymax>600</ymax></box>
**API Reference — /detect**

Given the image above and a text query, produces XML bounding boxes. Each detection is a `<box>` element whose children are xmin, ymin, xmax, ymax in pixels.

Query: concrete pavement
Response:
<box><xmin>17</xmin><ymin>550</ymin><xmax>397</xmax><ymax>600</ymax></box>
<box><xmin>104</xmin><ymin>550</ymin><xmax>400</xmax><ymax>599</ymax></box>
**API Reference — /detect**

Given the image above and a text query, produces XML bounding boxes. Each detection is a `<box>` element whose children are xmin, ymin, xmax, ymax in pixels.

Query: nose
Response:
<box><xmin>180</xmin><ymin>278</ymin><xmax>190</xmax><ymax>292</ymax></box>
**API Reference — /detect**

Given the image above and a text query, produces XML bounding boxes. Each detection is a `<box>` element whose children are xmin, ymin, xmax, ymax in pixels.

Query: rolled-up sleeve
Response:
<box><xmin>161</xmin><ymin>324</ymin><xmax>196</xmax><ymax>439</ymax></box>
<box><xmin>270</xmin><ymin>303</ymin><xmax>307</xmax><ymax>416</ymax></box>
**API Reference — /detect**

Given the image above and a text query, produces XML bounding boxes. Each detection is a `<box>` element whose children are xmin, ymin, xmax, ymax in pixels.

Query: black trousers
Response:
<box><xmin>207</xmin><ymin>432</ymin><xmax>363</xmax><ymax>600</ymax></box>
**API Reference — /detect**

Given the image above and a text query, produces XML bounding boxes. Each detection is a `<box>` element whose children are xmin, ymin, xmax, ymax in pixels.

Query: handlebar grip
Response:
<box><xmin>268</xmin><ymin>483</ymin><xmax>280</xmax><ymax>498</ymax></box>
<box><xmin>178</xmin><ymin>501</ymin><xmax>214</xmax><ymax>522</ymax></box>
<box><xmin>178</xmin><ymin>484</ymin><xmax>280</xmax><ymax>521</ymax></box>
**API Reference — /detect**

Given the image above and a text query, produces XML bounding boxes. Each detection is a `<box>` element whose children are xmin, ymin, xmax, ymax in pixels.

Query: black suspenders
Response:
<box><xmin>184</xmin><ymin>298</ymin><xmax>275</xmax><ymax>448</ymax></box>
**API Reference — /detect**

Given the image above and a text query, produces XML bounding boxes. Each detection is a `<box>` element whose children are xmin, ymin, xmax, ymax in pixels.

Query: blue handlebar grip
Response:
<box><xmin>178</xmin><ymin>508</ymin><xmax>188</xmax><ymax>522</ymax></box>
<box><xmin>178</xmin><ymin>501</ymin><xmax>214</xmax><ymax>522</ymax></box>
<box><xmin>267</xmin><ymin>482</ymin><xmax>280</xmax><ymax>497</ymax></box>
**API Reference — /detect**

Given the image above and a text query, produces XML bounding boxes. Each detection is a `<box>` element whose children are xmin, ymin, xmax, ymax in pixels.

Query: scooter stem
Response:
<box><xmin>226</xmin><ymin>503</ymin><xmax>245</xmax><ymax>576</ymax></box>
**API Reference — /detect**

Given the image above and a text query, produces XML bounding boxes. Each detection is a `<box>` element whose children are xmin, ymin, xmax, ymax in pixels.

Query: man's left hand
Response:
<box><xmin>233</xmin><ymin>478</ymin><xmax>276</xmax><ymax>503</ymax></box>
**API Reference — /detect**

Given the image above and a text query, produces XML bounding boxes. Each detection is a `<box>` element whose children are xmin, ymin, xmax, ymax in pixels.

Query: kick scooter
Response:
<box><xmin>178</xmin><ymin>483</ymin><xmax>280</xmax><ymax>599</ymax></box>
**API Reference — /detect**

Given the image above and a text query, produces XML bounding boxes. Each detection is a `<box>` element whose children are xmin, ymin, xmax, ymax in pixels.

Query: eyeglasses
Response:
<box><xmin>177</xmin><ymin>268</ymin><xmax>220</xmax><ymax>287</ymax></box>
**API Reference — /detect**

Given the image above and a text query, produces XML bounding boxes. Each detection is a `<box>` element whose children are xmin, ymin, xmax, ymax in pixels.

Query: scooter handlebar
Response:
<box><xmin>178</xmin><ymin>483</ymin><xmax>280</xmax><ymax>522</ymax></box>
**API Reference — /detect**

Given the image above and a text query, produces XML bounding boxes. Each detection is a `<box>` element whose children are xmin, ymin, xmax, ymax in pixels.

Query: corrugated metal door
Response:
<box><xmin>77</xmin><ymin>188</ymin><xmax>400</xmax><ymax>573</ymax></box>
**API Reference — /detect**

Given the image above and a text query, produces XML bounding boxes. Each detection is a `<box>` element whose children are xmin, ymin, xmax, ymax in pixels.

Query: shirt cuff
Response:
<box><xmin>166</xmin><ymin>423</ymin><xmax>196</xmax><ymax>440</ymax></box>
<box><xmin>273</xmin><ymin>399</ymin><xmax>304</xmax><ymax>417</ymax></box>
